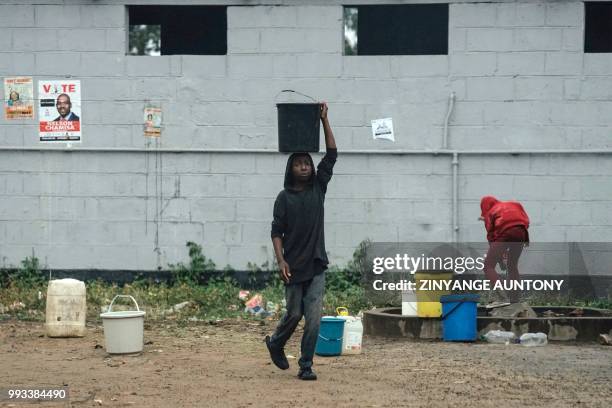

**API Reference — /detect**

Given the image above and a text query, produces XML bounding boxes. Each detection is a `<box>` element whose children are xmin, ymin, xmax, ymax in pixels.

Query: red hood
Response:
<box><xmin>480</xmin><ymin>196</ymin><xmax>499</xmax><ymax>217</ymax></box>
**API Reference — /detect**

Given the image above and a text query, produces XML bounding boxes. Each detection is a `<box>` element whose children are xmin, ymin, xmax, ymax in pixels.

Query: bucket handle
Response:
<box><xmin>318</xmin><ymin>334</ymin><xmax>343</xmax><ymax>342</ymax></box>
<box><xmin>274</xmin><ymin>89</ymin><xmax>318</xmax><ymax>103</ymax></box>
<box><xmin>441</xmin><ymin>301</ymin><xmax>463</xmax><ymax>321</ymax></box>
<box><xmin>336</xmin><ymin>307</ymin><xmax>349</xmax><ymax>316</ymax></box>
<box><xmin>108</xmin><ymin>295</ymin><xmax>140</xmax><ymax>313</ymax></box>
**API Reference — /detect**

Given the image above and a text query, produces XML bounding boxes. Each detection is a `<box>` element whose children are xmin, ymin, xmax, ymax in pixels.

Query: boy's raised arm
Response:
<box><xmin>320</xmin><ymin>102</ymin><xmax>336</xmax><ymax>151</ymax></box>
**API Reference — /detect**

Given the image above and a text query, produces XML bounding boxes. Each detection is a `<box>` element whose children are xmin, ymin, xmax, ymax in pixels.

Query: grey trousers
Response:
<box><xmin>269</xmin><ymin>272</ymin><xmax>325</xmax><ymax>369</ymax></box>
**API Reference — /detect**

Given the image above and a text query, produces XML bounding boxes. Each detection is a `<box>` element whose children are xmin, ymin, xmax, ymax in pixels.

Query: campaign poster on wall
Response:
<box><xmin>38</xmin><ymin>80</ymin><xmax>81</xmax><ymax>143</ymax></box>
<box><xmin>4</xmin><ymin>77</ymin><xmax>34</xmax><ymax>120</ymax></box>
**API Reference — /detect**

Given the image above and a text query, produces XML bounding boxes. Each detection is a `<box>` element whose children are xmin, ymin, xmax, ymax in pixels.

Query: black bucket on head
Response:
<box><xmin>276</xmin><ymin>103</ymin><xmax>320</xmax><ymax>153</ymax></box>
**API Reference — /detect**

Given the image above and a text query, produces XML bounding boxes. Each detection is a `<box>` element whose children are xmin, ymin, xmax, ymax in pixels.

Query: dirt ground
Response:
<box><xmin>1</xmin><ymin>319</ymin><xmax>610</xmax><ymax>408</ymax></box>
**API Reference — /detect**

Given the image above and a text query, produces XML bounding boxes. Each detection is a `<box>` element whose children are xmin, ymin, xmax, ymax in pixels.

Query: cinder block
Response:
<box><xmin>544</xmin><ymin>202</ymin><xmax>592</xmax><ymax>225</ymax></box>
<box><xmin>228</xmin><ymin>5</ymin><xmax>297</xmax><ymax>29</ymax></box>
<box><xmin>12</xmin><ymin>28</ymin><xmax>58</xmax><ymax>52</ymax></box>
<box><xmin>452</xmin><ymin>3</ymin><xmax>496</xmax><ymax>27</ymax></box>
<box><xmin>515</xmin><ymin>77</ymin><xmax>564</xmax><ymax>100</ymax></box>
<box><xmin>466</xmin><ymin>28</ymin><xmax>513</xmax><ymax>52</ymax></box>
<box><xmin>57</xmin><ymin>29</ymin><xmax>106</xmax><ymax>52</ymax></box>
<box><xmin>584</xmin><ymin>54</ymin><xmax>612</xmax><ymax>75</ymax></box>
<box><xmin>342</xmin><ymin>56</ymin><xmax>391</xmax><ymax>78</ymax></box>
<box><xmin>191</xmin><ymin>102</ymin><xmax>255</xmax><ymax>126</ymax></box>
<box><xmin>127</xmin><ymin>56</ymin><xmax>171</xmax><ymax>77</ymax></box>
<box><xmin>0</xmin><ymin>5</ymin><xmax>35</xmax><ymax>27</ymax></box>
<box><xmin>326</xmin><ymin>103</ymin><xmax>365</xmax><ymax>127</ymax></box>
<box><xmin>297</xmin><ymin>54</ymin><xmax>342</xmax><ymax>77</ymax></box>
<box><xmin>581</xmin><ymin>127</ymin><xmax>612</xmax><ymax>148</ymax></box>
<box><xmin>96</xmin><ymin>198</ymin><xmax>144</xmax><ymax>221</ymax></box>
<box><xmin>581</xmin><ymin>176</ymin><xmax>612</xmax><ymax>200</ymax></box>
<box><xmin>483</xmin><ymin>101</ymin><xmax>550</xmax><ymax>126</ymax></box>
<box><xmin>580</xmin><ymin>78</ymin><xmax>612</xmax><ymax>100</ymax></box>
<box><xmin>35</xmin><ymin>5</ymin><xmax>81</xmax><ymax>28</ymax></box>
<box><xmin>466</xmin><ymin>77</ymin><xmax>514</xmax><ymax>101</ymax></box>
<box><xmin>4</xmin><ymin>173</ymin><xmax>23</xmax><ymax>195</ymax></box>
<box><xmin>0</xmin><ymin>196</ymin><xmax>41</xmax><ymax>220</ymax></box>
<box><xmin>210</xmin><ymin>154</ymin><xmax>256</xmax><ymax>174</ymax></box>
<box><xmin>459</xmin><ymin>175</ymin><xmax>515</xmax><ymax>200</ymax></box>
<box><xmin>562</xmin><ymin>28</ymin><xmax>583</xmax><ymax>52</ymax></box>
<box><xmin>179</xmin><ymin>174</ymin><xmax>225</xmax><ymax>198</ymax></box>
<box><xmin>546</xmin><ymin>2</ymin><xmax>583</xmax><ymax>27</ymax></box>
<box><xmin>132</xmin><ymin>78</ymin><xmax>176</xmax><ymax>100</ymax></box>
<box><xmin>239</xmin><ymin>175</ymin><xmax>282</xmax><ymax>198</ymax></box>
<box><xmin>80</xmin><ymin>5</ymin><xmax>125</xmax><ymax>28</ymax></box>
<box><xmin>497</xmin><ymin>52</ymin><xmax>546</xmax><ymax>75</ymax></box>
<box><xmin>271</xmin><ymin>55</ymin><xmax>298</xmax><ymax>77</ymax></box>
<box><xmin>514</xmin><ymin>28</ymin><xmax>562</xmax><ymax>51</ymax></box>
<box><xmin>561</xmin><ymin>177</ymin><xmax>584</xmax><ymax>200</ymax></box>
<box><xmin>242</xmin><ymin>222</ymin><xmax>270</xmax><ymax>244</ymax></box>
<box><xmin>228</xmin><ymin>29</ymin><xmax>261</xmax><ymax>54</ymax></box>
<box><xmin>516</xmin><ymin>3</ymin><xmax>546</xmax><ymax>26</ymax></box>
<box><xmin>80</xmin><ymin>53</ymin><xmax>125</xmax><ymax>77</ymax></box>
<box><xmin>449</xmin><ymin>53</ymin><xmax>496</xmax><ymax>76</ymax></box>
<box><xmin>182</xmin><ymin>55</ymin><xmax>226</xmax><ymax>77</ymax></box>
<box><xmin>35</xmin><ymin>52</ymin><xmax>81</xmax><ymax>76</ymax></box>
<box><xmin>390</xmin><ymin>56</ymin><xmax>448</xmax><ymax>77</ymax></box>
<box><xmin>544</xmin><ymin>52</ymin><xmax>583</xmax><ymax>75</ymax></box>
<box><xmin>296</xmin><ymin>6</ymin><xmax>342</xmax><ymax>28</ymax></box>
<box><xmin>327</xmin><ymin>200</ymin><xmax>367</xmax><ymax>223</ymax></box>
<box><xmin>227</xmin><ymin>245</ymin><xmax>271</xmax><ymax>269</ymax></box>
<box><xmin>224</xmin><ymin>223</ymin><xmax>242</xmax><ymax>245</ymax></box>
<box><xmin>228</xmin><ymin>55</ymin><xmax>273</xmax><ymax>78</ymax></box>
<box><xmin>449</xmin><ymin>27</ymin><xmax>467</xmax><ymax>52</ymax></box>
<box><xmin>190</xmin><ymin>198</ymin><xmax>235</xmax><ymax>222</ymax></box>
<box><xmin>590</xmin><ymin>203</ymin><xmax>612</xmax><ymax>225</ymax></box>
<box><xmin>397</xmin><ymin>78</ymin><xmax>452</xmax><ymax>103</ymax></box>
<box><xmin>22</xmin><ymin>173</ymin><xmax>71</xmax><ymax>196</ymax></box>
<box><xmin>512</xmin><ymin>176</ymin><xmax>563</xmax><ymax>200</ymax></box>
<box><xmin>236</xmin><ymin>199</ymin><xmax>273</xmax><ymax>221</ymax></box>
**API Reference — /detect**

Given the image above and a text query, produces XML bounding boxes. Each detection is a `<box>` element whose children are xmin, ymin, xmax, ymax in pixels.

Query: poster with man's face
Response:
<box><xmin>4</xmin><ymin>77</ymin><xmax>34</xmax><ymax>120</ymax></box>
<box><xmin>38</xmin><ymin>80</ymin><xmax>81</xmax><ymax>142</ymax></box>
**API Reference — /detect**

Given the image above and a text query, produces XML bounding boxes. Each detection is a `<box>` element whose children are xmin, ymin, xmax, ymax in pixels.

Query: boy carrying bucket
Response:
<box><xmin>265</xmin><ymin>102</ymin><xmax>337</xmax><ymax>381</ymax></box>
<box><xmin>479</xmin><ymin>196</ymin><xmax>530</xmax><ymax>304</ymax></box>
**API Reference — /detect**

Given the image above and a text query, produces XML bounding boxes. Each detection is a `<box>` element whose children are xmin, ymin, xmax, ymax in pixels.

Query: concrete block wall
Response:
<box><xmin>0</xmin><ymin>0</ymin><xmax>611</xmax><ymax>271</ymax></box>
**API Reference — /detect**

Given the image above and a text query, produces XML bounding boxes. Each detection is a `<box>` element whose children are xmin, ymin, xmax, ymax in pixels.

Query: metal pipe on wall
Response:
<box><xmin>452</xmin><ymin>152</ymin><xmax>459</xmax><ymax>243</ymax></box>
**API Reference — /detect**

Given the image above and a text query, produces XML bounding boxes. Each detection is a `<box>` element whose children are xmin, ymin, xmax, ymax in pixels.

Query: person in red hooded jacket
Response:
<box><xmin>479</xmin><ymin>196</ymin><xmax>530</xmax><ymax>303</ymax></box>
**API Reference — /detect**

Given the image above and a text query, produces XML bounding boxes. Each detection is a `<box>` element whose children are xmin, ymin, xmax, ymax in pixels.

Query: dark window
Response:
<box><xmin>585</xmin><ymin>2</ymin><xmax>612</xmax><ymax>53</ymax></box>
<box><xmin>343</xmin><ymin>4</ymin><xmax>448</xmax><ymax>56</ymax></box>
<box><xmin>128</xmin><ymin>6</ymin><xmax>227</xmax><ymax>56</ymax></box>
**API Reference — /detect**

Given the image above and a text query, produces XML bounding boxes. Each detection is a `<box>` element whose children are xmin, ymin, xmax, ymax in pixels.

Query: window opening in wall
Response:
<box><xmin>344</xmin><ymin>7</ymin><xmax>358</xmax><ymax>55</ymax></box>
<box><xmin>342</xmin><ymin>4</ymin><xmax>448</xmax><ymax>56</ymax></box>
<box><xmin>127</xmin><ymin>6</ymin><xmax>227</xmax><ymax>56</ymax></box>
<box><xmin>585</xmin><ymin>1</ymin><xmax>612</xmax><ymax>53</ymax></box>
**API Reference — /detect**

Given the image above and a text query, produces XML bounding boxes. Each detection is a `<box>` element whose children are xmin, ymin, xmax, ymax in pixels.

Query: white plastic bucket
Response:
<box><xmin>100</xmin><ymin>295</ymin><xmax>145</xmax><ymax>354</ymax></box>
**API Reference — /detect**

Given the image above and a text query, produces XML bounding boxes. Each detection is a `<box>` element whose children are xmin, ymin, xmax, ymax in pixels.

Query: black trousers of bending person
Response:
<box><xmin>269</xmin><ymin>271</ymin><xmax>325</xmax><ymax>369</ymax></box>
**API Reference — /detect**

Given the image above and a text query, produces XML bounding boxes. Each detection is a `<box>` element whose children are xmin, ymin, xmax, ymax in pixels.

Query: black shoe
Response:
<box><xmin>265</xmin><ymin>335</ymin><xmax>289</xmax><ymax>370</ymax></box>
<box><xmin>297</xmin><ymin>368</ymin><xmax>317</xmax><ymax>381</ymax></box>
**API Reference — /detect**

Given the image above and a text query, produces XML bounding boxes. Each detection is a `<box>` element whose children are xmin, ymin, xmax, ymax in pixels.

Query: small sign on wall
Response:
<box><xmin>4</xmin><ymin>77</ymin><xmax>34</xmax><ymax>120</ymax></box>
<box><xmin>371</xmin><ymin>117</ymin><xmax>394</xmax><ymax>142</ymax></box>
<box><xmin>144</xmin><ymin>107</ymin><xmax>162</xmax><ymax>137</ymax></box>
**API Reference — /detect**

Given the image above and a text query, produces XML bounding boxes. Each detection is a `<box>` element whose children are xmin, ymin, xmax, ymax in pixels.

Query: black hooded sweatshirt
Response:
<box><xmin>271</xmin><ymin>148</ymin><xmax>337</xmax><ymax>284</ymax></box>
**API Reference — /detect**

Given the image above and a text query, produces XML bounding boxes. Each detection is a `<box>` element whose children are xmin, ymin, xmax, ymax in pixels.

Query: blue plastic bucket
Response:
<box><xmin>315</xmin><ymin>317</ymin><xmax>345</xmax><ymax>356</ymax></box>
<box><xmin>440</xmin><ymin>294</ymin><xmax>480</xmax><ymax>342</ymax></box>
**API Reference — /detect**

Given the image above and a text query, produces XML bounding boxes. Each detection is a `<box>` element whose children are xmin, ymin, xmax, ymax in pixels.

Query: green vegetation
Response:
<box><xmin>1</xmin><ymin>240</ymin><xmax>610</xmax><ymax>323</ymax></box>
<box><xmin>0</xmin><ymin>241</ymin><xmax>373</xmax><ymax>322</ymax></box>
